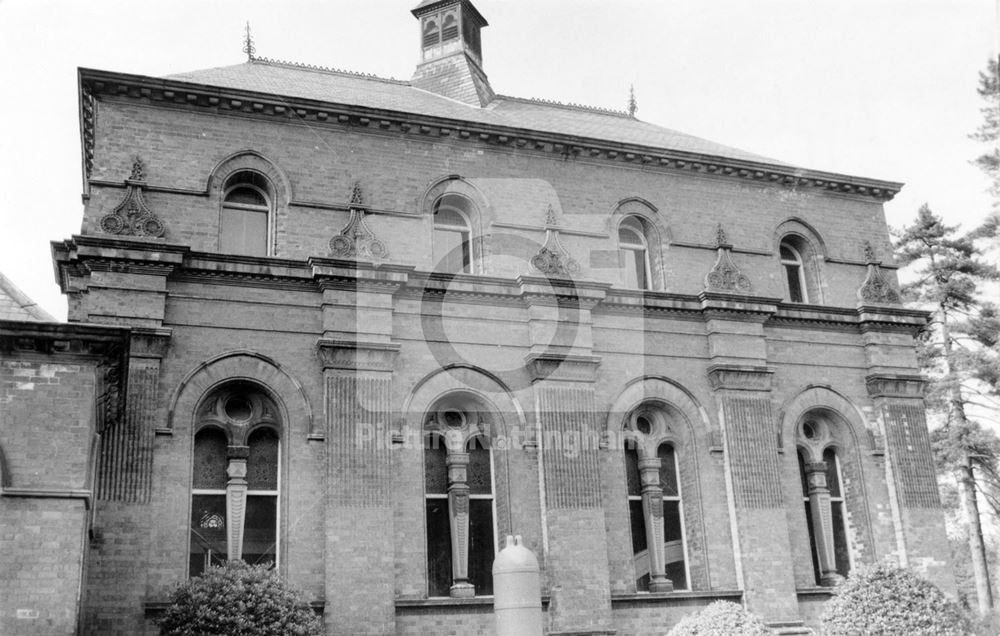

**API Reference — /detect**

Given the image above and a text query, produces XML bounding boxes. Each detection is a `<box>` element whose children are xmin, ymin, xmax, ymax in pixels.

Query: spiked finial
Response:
<box><xmin>243</xmin><ymin>22</ymin><xmax>256</xmax><ymax>61</ymax></box>
<box><xmin>627</xmin><ymin>84</ymin><xmax>638</xmax><ymax>118</ymax></box>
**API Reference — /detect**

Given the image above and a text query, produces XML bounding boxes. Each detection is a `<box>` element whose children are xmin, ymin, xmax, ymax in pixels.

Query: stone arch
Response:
<box><xmin>774</xmin><ymin>217</ymin><xmax>828</xmax><ymax>303</ymax></box>
<box><xmin>420</xmin><ymin>176</ymin><xmax>491</xmax><ymax>274</ymax></box>
<box><xmin>605</xmin><ymin>376</ymin><xmax>714</xmax><ymax>443</ymax></box>
<box><xmin>777</xmin><ymin>385</ymin><xmax>871</xmax><ymax>454</ymax></box>
<box><xmin>165</xmin><ymin>350</ymin><xmax>315</xmax><ymax>437</ymax></box>
<box><xmin>611</xmin><ymin>199</ymin><xmax>671</xmax><ymax>290</ymax></box>
<box><xmin>207</xmin><ymin>150</ymin><xmax>292</xmax><ymax>206</ymax></box>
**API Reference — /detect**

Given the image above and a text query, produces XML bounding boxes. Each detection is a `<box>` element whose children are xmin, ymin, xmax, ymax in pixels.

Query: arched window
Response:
<box><xmin>619</xmin><ymin>216</ymin><xmax>652</xmax><ymax>290</ymax></box>
<box><xmin>780</xmin><ymin>240</ymin><xmax>808</xmax><ymax>303</ymax></box>
<box><xmin>797</xmin><ymin>416</ymin><xmax>851</xmax><ymax>586</ymax></box>
<box><xmin>423</xmin><ymin>401</ymin><xmax>496</xmax><ymax>597</ymax></box>
<box><xmin>433</xmin><ymin>194</ymin><xmax>474</xmax><ymax>274</ymax></box>
<box><xmin>189</xmin><ymin>385</ymin><xmax>280</xmax><ymax>577</ymax></box>
<box><xmin>220</xmin><ymin>171</ymin><xmax>271</xmax><ymax>256</ymax></box>
<box><xmin>623</xmin><ymin>408</ymin><xmax>688</xmax><ymax>592</ymax></box>
<box><xmin>422</xmin><ymin>19</ymin><xmax>440</xmax><ymax>47</ymax></box>
<box><xmin>441</xmin><ymin>13</ymin><xmax>459</xmax><ymax>41</ymax></box>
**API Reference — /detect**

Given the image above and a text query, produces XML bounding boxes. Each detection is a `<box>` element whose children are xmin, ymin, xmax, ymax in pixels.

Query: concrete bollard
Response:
<box><xmin>493</xmin><ymin>534</ymin><xmax>543</xmax><ymax>636</ymax></box>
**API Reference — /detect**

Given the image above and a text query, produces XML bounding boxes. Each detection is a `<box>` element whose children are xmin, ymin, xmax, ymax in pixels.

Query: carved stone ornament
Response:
<box><xmin>530</xmin><ymin>228</ymin><xmax>580</xmax><ymax>279</ymax></box>
<box><xmin>704</xmin><ymin>227</ymin><xmax>751</xmax><ymax>293</ymax></box>
<box><xmin>99</xmin><ymin>158</ymin><xmax>166</xmax><ymax>238</ymax></box>
<box><xmin>329</xmin><ymin>183</ymin><xmax>388</xmax><ymax>261</ymax></box>
<box><xmin>857</xmin><ymin>242</ymin><xmax>901</xmax><ymax>305</ymax></box>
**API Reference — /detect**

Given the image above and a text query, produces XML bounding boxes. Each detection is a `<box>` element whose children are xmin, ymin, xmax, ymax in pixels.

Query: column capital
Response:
<box><xmin>865</xmin><ymin>373</ymin><xmax>926</xmax><ymax>399</ymax></box>
<box><xmin>525</xmin><ymin>352</ymin><xmax>601</xmax><ymax>383</ymax></box>
<box><xmin>707</xmin><ymin>364</ymin><xmax>774</xmax><ymax>392</ymax></box>
<box><xmin>129</xmin><ymin>327</ymin><xmax>172</xmax><ymax>359</ymax></box>
<box><xmin>317</xmin><ymin>338</ymin><xmax>400</xmax><ymax>372</ymax></box>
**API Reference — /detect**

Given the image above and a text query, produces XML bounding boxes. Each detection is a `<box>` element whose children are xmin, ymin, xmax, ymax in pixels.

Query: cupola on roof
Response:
<box><xmin>410</xmin><ymin>0</ymin><xmax>494</xmax><ymax>107</ymax></box>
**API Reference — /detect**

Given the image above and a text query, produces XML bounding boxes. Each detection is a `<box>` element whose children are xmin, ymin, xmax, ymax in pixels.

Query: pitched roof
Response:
<box><xmin>0</xmin><ymin>272</ymin><xmax>56</xmax><ymax>322</ymax></box>
<box><xmin>165</xmin><ymin>59</ymin><xmax>788</xmax><ymax>166</ymax></box>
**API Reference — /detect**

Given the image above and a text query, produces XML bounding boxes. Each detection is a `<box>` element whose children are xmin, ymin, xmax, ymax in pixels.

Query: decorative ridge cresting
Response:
<box><xmin>857</xmin><ymin>241</ymin><xmax>901</xmax><ymax>305</ymax></box>
<box><xmin>703</xmin><ymin>224</ymin><xmax>751</xmax><ymax>293</ymax></box>
<box><xmin>251</xmin><ymin>56</ymin><xmax>406</xmax><ymax>85</ymax></box>
<box><xmin>329</xmin><ymin>181</ymin><xmax>389</xmax><ymax>261</ymax></box>
<box><xmin>98</xmin><ymin>158</ymin><xmax>166</xmax><ymax>238</ymax></box>
<box><xmin>495</xmin><ymin>94</ymin><xmax>630</xmax><ymax>118</ymax></box>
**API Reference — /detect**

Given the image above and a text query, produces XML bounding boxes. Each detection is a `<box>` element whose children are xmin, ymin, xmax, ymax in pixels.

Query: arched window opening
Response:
<box><xmin>220</xmin><ymin>171</ymin><xmax>271</xmax><ymax>256</ymax></box>
<box><xmin>780</xmin><ymin>240</ymin><xmax>808</xmax><ymax>303</ymax></box>
<box><xmin>797</xmin><ymin>415</ymin><xmax>851</xmax><ymax>586</ymax></box>
<box><xmin>619</xmin><ymin>216</ymin><xmax>652</xmax><ymax>290</ymax></box>
<box><xmin>423</xmin><ymin>401</ymin><xmax>496</xmax><ymax>597</ymax></box>
<box><xmin>189</xmin><ymin>385</ymin><xmax>280</xmax><ymax>577</ymax></box>
<box><xmin>433</xmin><ymin>194</ymin><xmax>474</xmax><ymax>274</ymax></box>
<box><xmin>623</xmin><ymin>407</ymin><xmax>688</xmax><ymax>593</ymax></box>
<box><xmin>422</xmin><ymin>19</ymin><xmax>440</xmax><ymax>48</ymax></box>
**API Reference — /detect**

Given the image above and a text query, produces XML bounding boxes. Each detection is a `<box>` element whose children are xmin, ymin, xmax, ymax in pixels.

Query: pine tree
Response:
<box><xmin>896</xmin><ymin>205</ymin><xmax>1000</xmax><ymax>615</ymax></box>
<box><xmin>972</xmin><ymin>58</ymin><xmax>1000</xmax><ymax>198</ymax></box>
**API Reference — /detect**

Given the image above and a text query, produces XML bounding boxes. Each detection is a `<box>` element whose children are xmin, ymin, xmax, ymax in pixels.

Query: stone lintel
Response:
<box><xmin>317</xmin><ymin>338</ymin><xmax>401</xmax><ymax>372</ymax></box>
<box><xmin>707</xmin><ymin>364</ymin><xmax>774</xmax><ymax>392</ymax></box>
<box><xmin>129</xmin><ymin>327</ymin><xmax>172</xmax><ymax>359</ymax></box>
<box><xmin>865</xmin><ymin>374</ymin><xmax>926</xmax><ymax>399</ymax></box>
<box><xmin>699</xmin><ymin>291</ymin><xmax>779</xmax><ymax>322</ymax></box>
<box><xmin>525</xmin><ymin>352</ymin><xmax>601</xmax><ymax>383</ymax></box>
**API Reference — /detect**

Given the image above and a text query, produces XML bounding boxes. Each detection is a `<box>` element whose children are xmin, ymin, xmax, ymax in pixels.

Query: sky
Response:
<box><xmin>0</xmin><ymin>0</ymin><xmax>996</xmax><ymax>319</ymax></box>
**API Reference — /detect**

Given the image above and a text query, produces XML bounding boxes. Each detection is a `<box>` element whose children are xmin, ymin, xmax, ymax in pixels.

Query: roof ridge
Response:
<box><xmin>0</xmin><ymin>272</ymin><xmax>56</xmax><ymax>322</ymax></box>
<box><xmin>251</xmin><ymin>56</ymin><xmax>410</xmax><ymax>86</ymax></box>
<box><xmin>495</xmin><ymin>94</ymin><xmax>631</xmax><ymax>118</ymax></box>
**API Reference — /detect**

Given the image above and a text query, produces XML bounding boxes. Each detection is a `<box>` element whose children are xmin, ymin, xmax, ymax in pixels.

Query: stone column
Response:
<box><xmin>225</xmin><ymin>446</ymin><xmax>249</xmax><ymax>561</ymax></box>
<box><xmin>638</xmin><ymin>455</ymin><xmax>672</xmax><ymax>593</ymax></box>
<box><xmin>314</xmin><ymin>259</ymin><xmax>408</xmax><ymax>635</ymax></box>
<box><xmin>803</xmin><ymin>461</ymin><xmax>840</xmax><ymax>586</ymax></box>
<box><xmin>445</xmin><ymin>450</ymin><xmax>474</xmax><ymax>597</ymax></box>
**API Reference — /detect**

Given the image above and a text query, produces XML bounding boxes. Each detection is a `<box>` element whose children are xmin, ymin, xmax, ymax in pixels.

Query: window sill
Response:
<box><xmin>610</xmin><ymin>589</ymin><xmax>743</xmax><ymax>605</ymax></box>
<box><xmin>796</xmin><ymin>586</ymin><xmax>837</xmax><ymax>598</ymax></box>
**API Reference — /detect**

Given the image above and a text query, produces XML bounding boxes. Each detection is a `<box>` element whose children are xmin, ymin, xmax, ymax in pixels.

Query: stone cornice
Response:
<box><xmin>78</xmin><ymin>68</ymin><xmax>902</xmax><ymax>202</ymax></box>
<box><xmin>309</xmin><ymin>257</ymin><xmax>413</xmax><ymax>293</ymax></box>
<box><xmin>699</xmin><ymin>291</ymin><xmax>780</xmax><ymax>322</ymax></box>
<box><xmin>857</xmin><ymin>305</ymin><xmax>929</xmax><ymax>335</ymax></box>
<box><xmin>525</xmin><ymin>352</ymin><xmax>602</xmax><ymax>383</ymax></box>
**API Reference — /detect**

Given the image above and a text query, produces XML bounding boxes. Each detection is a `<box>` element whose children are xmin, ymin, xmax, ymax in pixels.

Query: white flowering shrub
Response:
<box><xmin>666</xmin><ymin>601</ymin><xmax>771</xmax><ymax>635</ymax></box>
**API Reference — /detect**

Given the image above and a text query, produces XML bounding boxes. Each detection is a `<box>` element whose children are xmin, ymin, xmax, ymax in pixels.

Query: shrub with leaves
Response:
<box><xmin>158</xmin><ymin>561</ymin><xmax>323</xmax><ymax>636</ymax></box>
<box><xmin>821</xmin><ymin>563</ymin><xmax>969</xmax><ymax>636</ymax></box>
<box><xmin>666</xmin><ymin>600</ymin><xmax>771</xmax><ymax>635</ymax></box>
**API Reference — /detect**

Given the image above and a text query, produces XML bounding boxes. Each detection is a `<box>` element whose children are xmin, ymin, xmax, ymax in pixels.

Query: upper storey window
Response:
<box><xmin>220</xmin><ymin>171</ymin><xmax>271</xmax><ymax>256</ymax></box>
<box><xmin>780</xmin><ymin>240</ymin><xmax>808</xmax><ymax>302</ymax></box>
<box><xmin>433</xmin><ymin>194</ymin><xmax>474</xmax><ymax>274</ymax></box>
<box><xmin>619</xmin><ymin>216</ymin><xmax>652</xmax><ymax>290</ymax></box>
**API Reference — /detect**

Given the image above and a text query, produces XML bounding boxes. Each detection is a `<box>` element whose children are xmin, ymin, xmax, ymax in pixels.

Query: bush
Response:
<box><xmin>821</xmin><ymin>562</ymin><xmax>969</xmax><ymax>636</ymax></box>
<box><xmin>158</xmin><ymin>561</ymin><xmax>323</xmax><ymax>636</ymax></box>
<box><xmin>667</xmin><ymin>601</ymin><xmax>771</xmax><ymax>635</ymax></box>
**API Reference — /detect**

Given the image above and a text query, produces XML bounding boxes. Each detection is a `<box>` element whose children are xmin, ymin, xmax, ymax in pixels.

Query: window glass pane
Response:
<box><xmin>618</xmin><ymin>226</ymin><xmax>643</xmax><ymax>247</ymax></box>
<box><xmin>797</xmin><ymin>450</ymin><xmax>809</xmax><ymax>497</ymax></box>
<box><xmin>221</xmin><ymin>207</ymin><xmax>267</xmax><ymax>256</ymax></box>
<box><xmin>425</xmin><ymin>499</ymin><xmax>452</xmax><ymax>596</ymax></box>
<box><xmin>831</xmin><ymin>501</ymin><xmax>851</xmax><ymax>578</ymax></box>
<box><xmin>242</xmin><ymin>495</ymin><xmax>277</xmax><ymax>567</ymax></box>
<box><xmin>433</xmin><ymin>228</ymin><xmax>470</xmax><ymax>273</ymax></box>
<box><xmin>785</xmin><ymin>264</ymin><xmax>803</xmax><ymax>302</ymax></box>
<box><xmin>226</xmin><ymin>187</ymin><xmax>266</xmax><ymax>207</ymax></box>
<box><xmin>189</xmin><ymin>494</ymin><xmax>227</xmax><ymax>577</ymax></box>
<box><xmin>664</xmin><ymin>500</ymin><xmax>687</xmax><ymax>589</ymax></box>
<box><xmin>248</xmin><ymin>428</ymin><xmax>278</xmax><ymax>490</ymax></box>
<box><xmin>193</xmin><ymin>429</ymin><xmax>228</xmax><ymax>490</ymax></box>
<box><xmin>629</xmin><ymin>498</ymin><xmax>649</xmax><ymax>591</ymax></box>
<box><xmin>424</xmin><ymin>436</ymin><xmax>448</xmax><ymax>495</ymax></box>
<box><xmin>823</xmin><ymin>448</ymin><xmax>842</xmax><ymax>497</ymax></box>
<box><xmin>624</xmin><ymin>445</ymin><xmax>641</xmax><ymax>497</ymax></box>
<box><xmin>434</xmin><ymin>206</ymin><xmax>468</xmax><ymax>228</ymax></box>
<box><xmin>804</xmin><ymin>501</ymin><xmax>821</xmax><ymax>585</ymax></box>
<box><xmin>467</xmin><ymin>440</ymin><xmax>492</xmax><ymax>495</ymax></box>
<box><xmin>633</xmin><ymin>249</ymin><xmax>648</xmax><ymax>289</ymax></box>
<box><xmin>468</xmin><ymin>499</ymin><xmax>495</xmax><ymax>595</ymax></box>
<box><xmin>658</xmin><ymin>444</ymin><xmax>678</xmax><ymax>497</ymax></box>
<box><xmin>780</xmin><ymin>244</ymin><xmax>796</xmax><ymax>261</ymax></box>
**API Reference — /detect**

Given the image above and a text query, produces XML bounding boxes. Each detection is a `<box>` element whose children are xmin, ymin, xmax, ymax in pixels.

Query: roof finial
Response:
<box><xmin>627</xmin><ymin>84</ymin><xmax>638</xmax><ymax>118</ymax></box>
<box><xmin>243</xmin><ymin>22</ymin><xmax>256</xmax><ymax>61</ymax></box>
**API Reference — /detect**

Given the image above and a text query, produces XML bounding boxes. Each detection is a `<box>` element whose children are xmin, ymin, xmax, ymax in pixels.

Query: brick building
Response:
<box><xmin>3</xmin><ymin>1</ymin><xmax>952</xmax><ymax>633</ymax></box>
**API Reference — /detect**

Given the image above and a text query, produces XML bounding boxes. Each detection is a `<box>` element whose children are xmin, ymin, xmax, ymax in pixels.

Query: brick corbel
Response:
<box><xmin>525</xmin><ymin>352</ymin><xmax>601</xmax><ymax>383</ymax></box>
